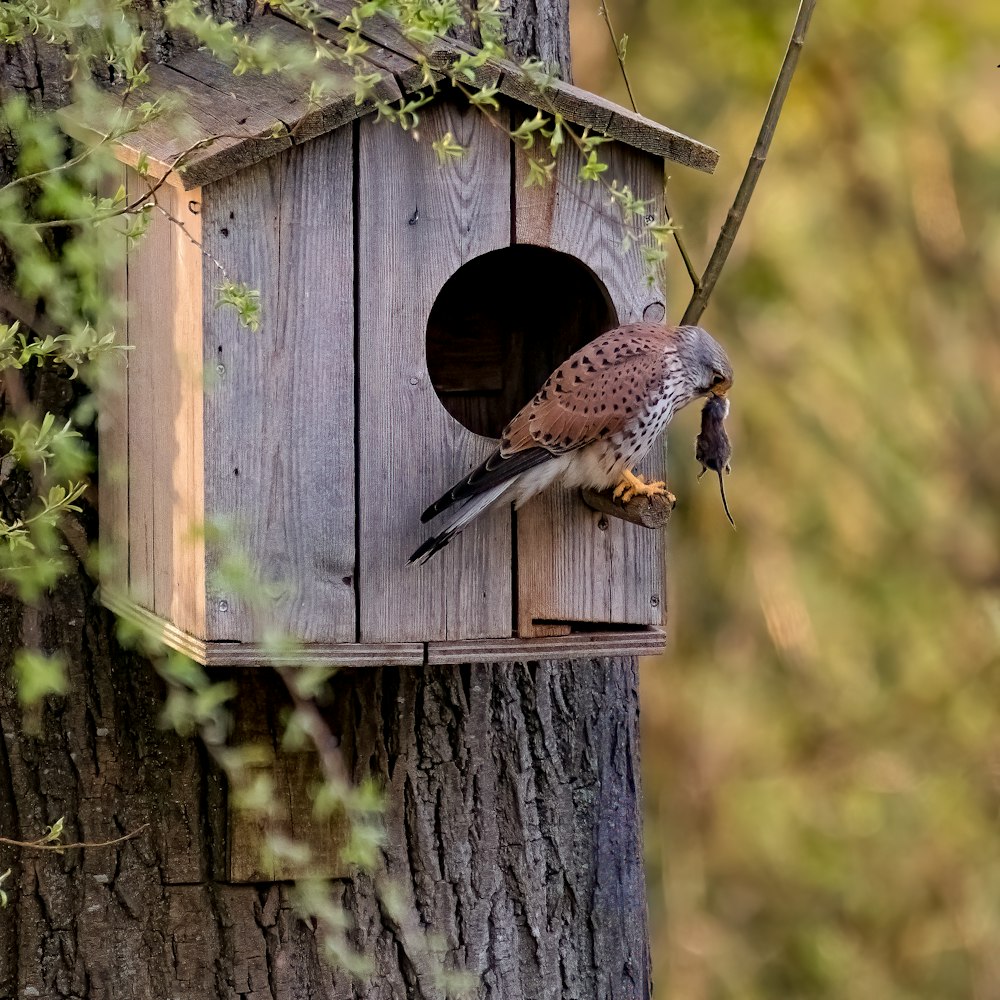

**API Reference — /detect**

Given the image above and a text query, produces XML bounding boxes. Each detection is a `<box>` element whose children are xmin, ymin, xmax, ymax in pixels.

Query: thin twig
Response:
<box><xmin>595</xmin><ymin>1</ymin><xmax>700</xmax><ymax>301</ymax></box>
<box><xmin>681</xmin><ymin>0</ymin><xmax>818</xmax><ymax>326</ymax></box>
<box><xmin>598</xmin><ymin>1</ymin><xmax>638</xmax><ymax>114</ymax></box>
<box><xmin>0</xmin><ymin>823</ymin><xmax>149</xmax><ymax>852</ymax></box>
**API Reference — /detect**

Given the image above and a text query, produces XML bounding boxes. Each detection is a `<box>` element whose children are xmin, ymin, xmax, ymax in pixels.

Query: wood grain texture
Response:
<box><xmin>101</xmin><ymin>589</ymin><xmax>424</xmax><ymax>666</ymax></box>
<box><xmin>124</xmin><ymin>170</ymin><xmax>164</xmax><ymax>609</ymax></box>
<box><xmin>315</xmin><ymin>0</ymin><xmax>456</xmax><ymax>69</ymax></box>
<box><xmin>126</xmin><ymin>62</ymin><xmax>293</xmax><ymax>190</ymax></box>
<box><xmin>227</xmin><ymin>684</ymin><xmax>351</xmax><ymax>882</ymax></box>
<box><xmin>148</xmin><ymin>186</ymin><xmax>178</xmax><ymax>626</ymax></box>
<box><xmin>513</xmin><ymin>131</ymin><xmax>668</xmax><ymax>635</ymax></box>
<box><xmin>427</xmin><ymin>627</ymin><xmax>666</xmax><ymax>663</ymax></box>
<box><xmin>290</xmin><ymin>3</ymin><xmax>445</xmax><ymax>93</ymax></box>
<box><xmin>201</xmin><ymin>130</ymin><xmax>356</xmax><ymax>643</ymax></box>
<box><xmin>357</xmin><ymin>101</ymin><xmax>513</xmax><ymax>643</ymax></box>
<box><xmin>168</xmin><ymin>189</ymin><xmax>207</xmax><ymax>637</ymax></box>
<box><xmin>497</xmin><ymin>70</ymin><xmax>719</xmax><ymax>173</ymax></box>
<box><xmin>169</xmin><ymin>14</ymin><xmax>401</xmax><ymax>149</ymax></box>
<box><xmin>124</xmin><ymin>178</ymin><xmax>207</xmax><ymax>633</ymax></box>
<box><xmin>96</xmin><ymin>163</ymin><xmax>130</xmax><ymax>595</ymax></box>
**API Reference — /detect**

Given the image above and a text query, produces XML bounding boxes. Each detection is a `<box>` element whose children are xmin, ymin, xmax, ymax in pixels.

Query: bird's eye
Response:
<box><xmin>711</xmin><ymin>372</ymin><xmax>726</xmax><ymax>386</ymax></box>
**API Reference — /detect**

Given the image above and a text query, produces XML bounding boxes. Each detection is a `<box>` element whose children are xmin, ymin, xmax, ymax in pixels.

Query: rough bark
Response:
<box><xmin>500</xmin><ymin>0</ymin><xmax>573</xmax><ymax>81</ymax></box>
<box><xmin>2</xmin><ymin>584</ymin><xmax>648</xmax><ymax>999</ymax></box>
<box><xmin>0</xmin><ymin>0</ymin><xmax>651</xmax><ymax>996</ymax></box>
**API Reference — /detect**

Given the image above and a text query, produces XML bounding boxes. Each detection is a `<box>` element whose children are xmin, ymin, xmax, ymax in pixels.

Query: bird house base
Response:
<box><xmin>102</xmin><ymin>589</ymin><xmax>667</xmax><ymax>666</ymax></box>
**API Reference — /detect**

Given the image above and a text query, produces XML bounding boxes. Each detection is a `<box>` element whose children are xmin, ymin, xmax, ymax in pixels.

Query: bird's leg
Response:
<box><xmin>612</xmin><ymin>467</ymin><xmax>670</xmax><ymax>503</ymax></box>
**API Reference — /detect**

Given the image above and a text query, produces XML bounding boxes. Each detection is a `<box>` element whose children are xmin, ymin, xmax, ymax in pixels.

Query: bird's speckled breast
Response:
<box><xmin>574</xmin><ymin>363</ymin><xmax>682</xmax><ymax>490</ymax></box>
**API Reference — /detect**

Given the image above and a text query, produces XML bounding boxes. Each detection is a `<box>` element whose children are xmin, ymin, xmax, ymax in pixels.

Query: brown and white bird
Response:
<box><xmin>410</xmin><ymin>323</ymin><xmax>733</xmax><ymax>563</ymax></box>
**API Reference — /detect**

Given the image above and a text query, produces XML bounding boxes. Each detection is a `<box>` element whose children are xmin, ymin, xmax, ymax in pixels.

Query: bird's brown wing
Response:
<box><xmin>501</xmin><ymin>326</ymin><xmax>669</xmax><ymax>456</ymax></box>
<box><xmin>420</xmin><ymin>326</ymin><xmax>669</xmax><ymax>524</ymax></box>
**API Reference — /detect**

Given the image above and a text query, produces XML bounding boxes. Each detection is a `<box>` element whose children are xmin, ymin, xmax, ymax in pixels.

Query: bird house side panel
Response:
<box><xmin>201</xmin><ymin>132</ymin><xmax>356</xmax><ymax>643</ymax></box>
<box><xmin>357</xmin><ymin>103</ymin><xmax>513</xmax><ymax>643</ymax></box>
<box><xmin>124</xmin><ymin>174</ymin><xmax>207</xmax><ymax>636</ymax></box>
<box><xmin>97</xmin><ymin>163</ymin><xmax>129</xmax><ymax>597</ymax></box>
<box><xmin>513</xmin><ymin>140</ymin><xmax>667</xmax><ymax>631</ymax></box>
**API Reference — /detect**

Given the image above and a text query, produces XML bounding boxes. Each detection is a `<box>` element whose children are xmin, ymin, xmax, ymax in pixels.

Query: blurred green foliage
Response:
<box><xmin>571</xmin><ymin>0</ymin><xmax>1000</xmax><ymax>995</ymax></box>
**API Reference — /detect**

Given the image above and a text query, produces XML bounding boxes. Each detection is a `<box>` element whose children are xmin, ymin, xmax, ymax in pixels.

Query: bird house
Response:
<box><xmin>82</xmin><ymin>7</ymin><xmax>718</xmax><ymax>667</ymax></box>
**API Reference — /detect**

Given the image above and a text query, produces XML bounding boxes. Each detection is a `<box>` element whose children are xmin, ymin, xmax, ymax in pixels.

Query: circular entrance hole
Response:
<box><xmin>426</xmin><ymin>246</ymin><xmax>619</xmax><ymax>439</ymax></box>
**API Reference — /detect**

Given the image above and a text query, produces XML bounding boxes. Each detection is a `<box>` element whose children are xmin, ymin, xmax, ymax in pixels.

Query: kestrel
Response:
<box><xmin>410</xmin><ymin>323</ymin><xmax>733</xmax><ymax>563</ymax></box>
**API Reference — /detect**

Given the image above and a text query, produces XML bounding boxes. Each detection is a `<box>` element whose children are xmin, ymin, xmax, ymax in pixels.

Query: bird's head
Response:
<box><xmin>674</xmin><ymin>324</ymin><xmax>733</xmax><ymax>400</ymax></box>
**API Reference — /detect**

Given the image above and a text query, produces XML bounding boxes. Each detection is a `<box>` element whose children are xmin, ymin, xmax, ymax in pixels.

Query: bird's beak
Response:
<box><xmin>710</xmin><ymin>380</ymin><xmax>731</xmax><ymax>398</ymax></box>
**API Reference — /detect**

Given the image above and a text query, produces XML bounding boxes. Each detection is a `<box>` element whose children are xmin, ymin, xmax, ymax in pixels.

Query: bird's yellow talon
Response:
<box><xmin>613</xmin><ymin>469</ymin><xmax>671</xmax><ymax>503</ymax></box>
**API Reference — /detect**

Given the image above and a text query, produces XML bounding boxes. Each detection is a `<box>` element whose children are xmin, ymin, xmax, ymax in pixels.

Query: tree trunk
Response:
<box><xmin>0</xmin><ymin>3</ymin><xmax>651</xmax><ymax>998</ymax></box>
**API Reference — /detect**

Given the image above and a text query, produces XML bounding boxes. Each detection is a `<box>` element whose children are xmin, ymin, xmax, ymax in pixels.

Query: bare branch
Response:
<box><xmin>0</xmin><ymin>823</ymin><xmax>150</xmax><ymax>853</ymax></box>
<box><xmin>598</xmin><ymin>1</ymin><xmax>638</xmax><ymax>114</ymax></box>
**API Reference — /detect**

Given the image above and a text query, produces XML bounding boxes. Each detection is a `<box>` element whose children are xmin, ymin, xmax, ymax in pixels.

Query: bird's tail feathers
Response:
<box><xmin>420</xmin><ymin>447</ymin><xmax>552</xmax><ymax>523</ymax></box>
<box><xmin>409</xmin><ymin>480</ymin><xmax>515</xmax><ymax>564</ymax></box>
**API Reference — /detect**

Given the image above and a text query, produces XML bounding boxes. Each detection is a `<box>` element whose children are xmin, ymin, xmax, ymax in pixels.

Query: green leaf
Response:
<box><xmin>469</xmin><ymin>85</ymin><xmax>501</xmax><ymax>111</ymax></box>
<box><xmin>13</xmin><ymin>649</ymin><xmax>68</xmax><ymax>705</ymax></box>
<box><xmin>510</xmin><ymin>110</ymin><xmax>549</xmax><ymax>150</ymax></box>
<box><xmin>524</xmin><ymin>157</ymin><xmax>555</xmax><ymax>188</ymax></box>
<box><xmin>216</xmin><ymin>280</ymin><xmax>262</xmax><ymax>332</ymax></box>
<box><xmin>578</xmin><ymin>150</ymin><xmax>609</xmax><ymax>182</ymax></box>
<box><xmin>432</xmin><ymin>131</ymin><xmax>465</xmax><ymax>163</ymax></box>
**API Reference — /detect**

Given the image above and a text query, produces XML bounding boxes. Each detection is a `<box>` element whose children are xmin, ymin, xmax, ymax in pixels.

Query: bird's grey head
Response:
<box><xmin>673</xmin><ymin>325</ymin><xmax>734</xmax><ymax>400</ymax></box>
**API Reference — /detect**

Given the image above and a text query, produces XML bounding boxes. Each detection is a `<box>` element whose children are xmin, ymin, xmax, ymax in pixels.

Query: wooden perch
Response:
<box><xmin>581</xmin><ymin>486</ymin><xmax>675</xmax><ymax>529</ymax></box>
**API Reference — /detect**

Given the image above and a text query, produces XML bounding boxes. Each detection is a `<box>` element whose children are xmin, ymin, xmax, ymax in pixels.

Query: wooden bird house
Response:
<box><xmin>83</xmin><ymin>6</ymin><xmax>718</xmax><ymax>667</ymax></box>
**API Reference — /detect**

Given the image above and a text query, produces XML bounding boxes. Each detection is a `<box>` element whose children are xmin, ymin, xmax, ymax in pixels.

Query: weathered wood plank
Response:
<box><xmin>513</xmin><ymin>131</ymin><xmax>668</xmax><ymax>635</ymax></box>
<box><xmin>315</xmin><ymin>0</ymin><xmax>456</xmax><ymax>70</ymax></box>
<box><xmin>200</xmin><ymin>643</ymin><xmax>424</xmax><ymax>668</ymax></box>
<box><xmin>357</xmin><ymin>101</ymin><xmax>512</xmax><ymax>642</ymax></box>
<box><xmin>100</xmin><ymin>589</ymin><xmax>425</xmax><ymax>666</ymax></box>
<box><xmin>498</xmin><ymin>70</ymin><xmax>719</xmax><ymax>174</ymax></box>
<box><xmin>168</xmin><ymin>188</ymin><xmax>207</xmax><ymax>637</ymax></box>
<box><xmin>170</xmin><ymin>15</ymin><xmax>402</xmax><ymax>148</ymax></box>
<box><xmin>427</xmin><ymin>626</ymin><xmax>666</xmax><ymax>663</ymax></box>
<box><xmin>119</xmin><ymin>174</ymin><xmax>207</xmax><ymax>629</ymax></box>
<box><xmin>127</xmin><ymin>62</ymin><xmax>293</xmax><ymax>189</ymax></box>
<box><xmin>96</xmin><ymin>162</ymin><xmax>129</xmax><ymax>595</ymax></box>
<box><xmin>273</xmin><ymin>7</ymin><xmax>437</xmax><ymax>95</ymax></box>
<box><xmin>201</xmin><ymin>130</ymin><xmax>356</xmax><ymax>643</ymax></box>
<box><xmin>149</xmin><ymin>185</ymin><xmax>180</xmax><ymax>624</ymax></box>
<box><xmin>227</xmin><ymin>683</ymin><xmax>351</xmax><ymax>882</ymax></box>
<box><xmin>124</xmin><ymin>170</ymin><xmax>167</xmax><ymax>609</ymax></box>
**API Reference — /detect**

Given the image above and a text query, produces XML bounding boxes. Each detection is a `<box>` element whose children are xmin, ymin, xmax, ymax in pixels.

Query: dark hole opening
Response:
<box><xmin>426</xmin><ymin>245</ymin><xmax>619</xmax><ymax>439</ymax></box>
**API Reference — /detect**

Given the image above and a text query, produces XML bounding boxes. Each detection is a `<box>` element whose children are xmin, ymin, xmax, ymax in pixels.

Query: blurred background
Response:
<box><xmin>568</xmin><ymin>0</ymin><xmax>1000</xmax><ymax>995</ymax></box>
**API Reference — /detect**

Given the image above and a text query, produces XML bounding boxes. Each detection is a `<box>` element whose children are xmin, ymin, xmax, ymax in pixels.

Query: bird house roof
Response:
<box><xmin>68</xmin><ymin>3</ymin><xmax>719</xmax><ymax>190</ymax></box>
